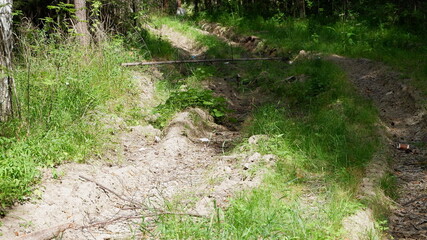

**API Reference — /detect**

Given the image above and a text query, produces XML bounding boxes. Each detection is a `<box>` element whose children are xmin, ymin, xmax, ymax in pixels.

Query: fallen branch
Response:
<box><xmin>16</xmin><ymin>211</ymin><xmax>203</xmax><ymax>239</ymax></box>
<box><xmin>17</xmin><ymin>223</ymin><xmax>74</xmax><ymax>240</ymax></box>
<box><xmin>121</xmin><ymin>57</ymin><xmax>288</xmax><ymax>67</ymax></box>
<box><xmin>79</xmin><ymin>175</ymin><xmax>138</xmax><ymax>206</ymax></box>
<box><xmin>402</xmin><ymin>194</ymin><xmax>427</xmax><ymax>206</ymax></box>
<box><xmin>82</xmin><ymin>211</ymin><xmax>204</xmax><ymax>229</ymax></box>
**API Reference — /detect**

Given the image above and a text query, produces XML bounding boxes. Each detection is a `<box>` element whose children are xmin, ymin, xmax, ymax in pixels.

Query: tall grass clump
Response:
<box><xmin>247</xmin><ymin>59</ymin><xmax>379</xmax><ymax>186</ymax></box>
<box><xmin>0</xmin><ymin>24</ymin><xmax>141</xmax><ymax>212</ymax></box>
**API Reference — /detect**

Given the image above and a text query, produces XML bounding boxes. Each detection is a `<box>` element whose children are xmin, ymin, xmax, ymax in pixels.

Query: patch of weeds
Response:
<box><xmin>157</xmin><ymin>172</ymin><xmax>360</xmax><ymax>239</ymax></box>
<box><xmin>246</xmin><ymin>60</ymin><xmax>378</xmax><ymax>178</ymax></box>
<box><xmin>380</xmin><ymin>172</ymin><xmax>398</xmax><ymax>200</ymax></box>
<box><xmin>152</xmin><ymin>88</ymin><xmax>228</xmax><ymax>128</ymax></box>
<box><xmin>0</xmin><ymin>22</ymin><xmax>169</xmax><ymax>211</ymax></box>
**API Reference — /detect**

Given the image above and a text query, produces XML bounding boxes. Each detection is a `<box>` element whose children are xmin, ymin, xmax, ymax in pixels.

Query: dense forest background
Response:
<box><xmin>13</xmin><ymin>0</ymin><xmax>427</xmax><ymax>31</ymax></box>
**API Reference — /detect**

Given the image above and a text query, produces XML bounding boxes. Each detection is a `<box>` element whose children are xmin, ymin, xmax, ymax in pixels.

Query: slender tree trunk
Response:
<box><xmin>74</xmin><ymin>0</ymin><xmax>90</xmax><ymax>46</ymax></box>
<box><xmin>0</xmin><ymin>0</ymin><xmax>14</xmax><ymax>121</ymax></box>
<box><xmin>298</xmin><ymin>0</ymin><xmax>306</xmax><ymax>18</ymax></box>
<box><xmin>163</xmin><ymin>0</ymin><xmax>169</xmax><ymax>12</ymax></box>
<box><xmin>194</xmin><ymin>0</ymin><xmax>199</xmax><ymax>13</ymax></box>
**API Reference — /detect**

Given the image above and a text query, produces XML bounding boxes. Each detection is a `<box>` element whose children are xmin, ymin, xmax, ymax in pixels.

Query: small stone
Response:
<box><xmin>247</xmin><ymin>152</ymin><xmax>262</xmax><ymax>162</ymax></box>
<box><xmin>248</xmin><ymin>135</ymin><xmax>268</xmax><ymax>145</ymax></box>
<box><xmin>243</xmin><ymin>163</ymin><xmax>251</xmax><ymax>170</ymax></box>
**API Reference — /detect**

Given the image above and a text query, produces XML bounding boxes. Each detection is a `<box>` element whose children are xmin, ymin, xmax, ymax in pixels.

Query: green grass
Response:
<box><xmin>157</xmin><ymin>177</ymin><xmax>360</xmax><ymax>239</ymax></box>
<box><xmin>248</xmin><ymin>60</ymin><xmax>378</xmax><ymax>176</ymax></box>
<box><xmin>152</xmin><ymin>88</ymin><xmax>228</xmax><ymax>128</ymax></box>
<box><xmin>0</xmin><ymin>28</ymin><xmax>164</xmax><ymax>213</ymax></box>
<box><xmin>146</xmin><ymin>17</ymin><xmax>381</xmax><ymax>239</ymax></box>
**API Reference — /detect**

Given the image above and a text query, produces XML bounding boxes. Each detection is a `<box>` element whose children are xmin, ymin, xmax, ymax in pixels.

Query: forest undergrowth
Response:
<box><xmin>0</xmin><ymin>27</ymin><xmax>159</xmax><ymax>213</ymax></box>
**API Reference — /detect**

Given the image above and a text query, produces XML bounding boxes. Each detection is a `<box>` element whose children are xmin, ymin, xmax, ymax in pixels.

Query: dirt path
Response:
<box><xmin>0</xmin><ymin>28</ymin><xmax>268</xmax><ymax>240</ymax></box>
<box><xmin>326</xmin><ymin>55</ymin><xmax>427</xmax><ymax>240</ymax></box>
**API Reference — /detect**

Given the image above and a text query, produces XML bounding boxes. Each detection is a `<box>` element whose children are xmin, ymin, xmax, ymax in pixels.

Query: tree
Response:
<box><xmin>0</xmin><ymin>0</ymin><xmax>14</xmax><ymax>121</ymax></box>
<box><xmin>74</xmin><ymin>0</ymin><xmax>90</xmax><ymax>46</ymax></box>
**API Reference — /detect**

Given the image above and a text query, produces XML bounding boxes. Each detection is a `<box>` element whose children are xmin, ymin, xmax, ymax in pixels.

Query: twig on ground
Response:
<box><xmin>17</xmin><ymin>223</ymin><xmax>74</xmax><ymax>240</ymax></box>
<box><xmin>402</xmin><ymin>194</ymin><xmax>427</xmax><ymax>206</ymax></box>
<box><xmin>79</xmin><ymin>175</ymin><xmax>139</xmax><ymax>206</ymax></box>
<box><xmin>82</xmin><ymin>211</ymin><xmax>204</xmax><ymax>229</ymax></box>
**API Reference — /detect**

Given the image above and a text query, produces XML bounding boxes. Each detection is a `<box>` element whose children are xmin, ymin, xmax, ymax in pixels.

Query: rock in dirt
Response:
<box><xmin>248</xmin><ymin>135</ymin><xmax>269</xmax><ymax>145</ymax></box>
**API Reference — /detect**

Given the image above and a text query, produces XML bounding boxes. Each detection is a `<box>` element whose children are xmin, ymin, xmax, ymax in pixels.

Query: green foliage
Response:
<box><xmin>0</xmin><ymin>23</ymin><xmax>149</xmax><ymax>213</ymax></box>
<box><xmin>380</xmin><ymin>173</ymin><xmax>398</xmax><ymax>200</ymax></box>
<box><xmin>153</xmin><ymin>88</ymin><xmax>228</xmax><ymax>128</ymax></box>
<box><xmin>158</xmin><ymin>175</ymin><xmax>360</xmax><ymax>239</ymax></box>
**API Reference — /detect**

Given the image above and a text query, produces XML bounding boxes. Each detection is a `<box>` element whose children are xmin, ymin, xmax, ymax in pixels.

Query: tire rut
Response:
<box><xmin>326</xmin><ymin>55</ymin><xmax>427</xmax><ymax>240</ymax></box>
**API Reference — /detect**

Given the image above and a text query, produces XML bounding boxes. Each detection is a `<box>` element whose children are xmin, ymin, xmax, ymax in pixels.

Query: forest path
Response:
<box><xmin>0</xmin><ymin>26</ymin><xmax>267</xmax><ymax>240</ymax></box>
<box><xmin>198</xmin><ymin>21</ymin><xmax>427</xmax><ymax>239</ymax></box>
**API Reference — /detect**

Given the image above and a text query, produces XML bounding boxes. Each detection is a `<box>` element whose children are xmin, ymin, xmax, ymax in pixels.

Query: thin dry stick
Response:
<box><xmin>82</xmin><ymin>212</ymin><xmax>204</xmax><ymax>229</ymax></box>
<box><xmin>79</xmin><ymin>175</ymin><xmax>138</xmax><ymax>205</ymax></box>
<box><xmin>121</xmin><ymin>57</ymin><xmax>287</xmax><ymax>66</ymax></box>
<box><xmin>17</xmin><ymin>223</ymin><xmax>74</xmax><ymax>240</ymax></box>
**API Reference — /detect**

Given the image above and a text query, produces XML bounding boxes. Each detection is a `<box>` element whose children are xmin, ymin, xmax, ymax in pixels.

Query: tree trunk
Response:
<box><xmin>74</xmin><ymin>0</ymin><xmax>90</xmax><ymax>46</ymax></box>
<box><xmin>163</xmin><ymin>0</ymin><xmax>169</xmax><ymax>12</ymax></box>
<box><xmin>0</xmin><ymin>0</ymin><xmax>14</xmax><ymax>121</ymax></box>
<box><xmin>194</xmin><ymin>0</ymin><xmax>199</xmax><ymax>13</ymax></box>
<box><xmin>298</xmin><ymin>0</ymin><xmax>306</xmax><ymax>18</ymax></box>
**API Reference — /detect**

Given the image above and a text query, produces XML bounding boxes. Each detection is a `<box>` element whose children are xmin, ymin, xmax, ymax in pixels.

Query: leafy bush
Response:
<box><xmin>152</xmin><ymin>88</ymin><xmax>228</xmax><ymax>128</ymax></box>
